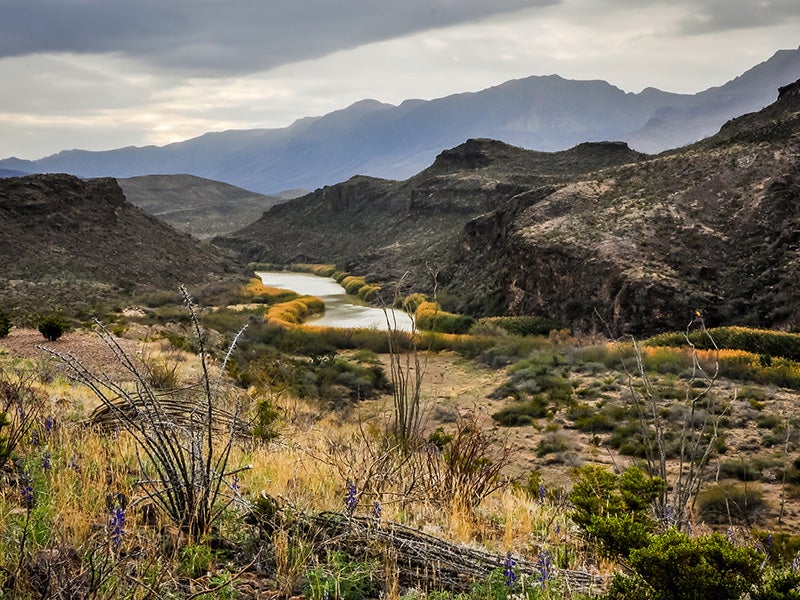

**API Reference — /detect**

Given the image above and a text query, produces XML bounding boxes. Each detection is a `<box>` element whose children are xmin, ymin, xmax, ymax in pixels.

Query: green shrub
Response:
<box><xmin>477</xmin><ymin>315</ymin><xmax>558</xmax><ymax>336</ymax></box>
<box><xmin>253</xmin><ymin>397</ymin><xmax>281</xmax><ymax>442</ymax></box>
<box><xmin>305</xmin><ymin>551</ymin><xmax>377</xmax><ymax>600</ymax></box>
<box><xmin>415</xmin><ymin>301</ymin><xmax>474</xmax><ymax>334</ymax></box>
<box><xmin>492</xmin><ymin>396</ymin><xmax>549</xmax><ymax>426</ymax></box>
<box><xmin>0</xmin><ymin>309</ymin><xmax>10</xmax><ymax>338</ymax></box>
<box><xmin>37</xmin><ymin>314</ymin><xmax>69</xmax><ymax>341</ymax></box>
<box><xmin>618</xmin><ymin>530</ymin><xmax>763</xmax><ymax>600</ymax></box>
<box><xmin>646</xmin><ymin>326</ymin><xmax>800</xmax><ymax>362</ymax></box>
<box><xmin>341</xmin><ymin>275</ymin><xmax>366</xmax><ymax>296</ymax></box>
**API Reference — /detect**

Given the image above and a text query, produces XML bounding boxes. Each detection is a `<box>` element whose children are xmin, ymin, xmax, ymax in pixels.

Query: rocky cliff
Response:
<box><xmin>220</xmin><ymin>80</ymin><xmax>800</xmax><ymax>336</ymax></box>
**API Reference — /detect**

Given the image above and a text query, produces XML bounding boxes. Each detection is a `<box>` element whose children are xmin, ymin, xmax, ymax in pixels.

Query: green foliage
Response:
<box><xmin>492</xmin><ymin>395</ymin><xmax>549</xmax><ymax>426</ymax></box>
<box><xmin>415</xmin><ymin>301</ymin><xmax>475</xmax><ymax>334</ymax></box>
<box><xmin>616</xmin><ymin>530</ymin><xmax>763</xmax><ymax>600</ymax></box>
<box><xmin>253</xmin><ymin>396</ymin><xmax>282</xmax><ymax>442</ymax></box>
<box><xmin>178</xmin><ymin>543</ymin><xmax>216</xmax><ymax>578</ymax></box>
<box><xmin>477</xmin><ymin>316</ymin><xmax>558</xmax><ymax>337</ymax></box>
<box><xmin>304</xmin><ymin>551</ymin><xmax>377</xmax><ymax>600</ymax></box>
<box><xmin>37</xmin><ymin>313</ymin><xmax>70</xmax><ymax>341</ymax></box>
<box><xmin>569</xmin><ymin>465</ymin><xmax>664</xmax><ymax>557</ymax></box>
<box><xmin>646</xmin><ymin>326</ymin><xmax>800</xmax><ymax>362</ymax></box>
<box><xmin>0</xmin><ymin>309</ymin><xmax>10</xmax><ymax>338</ymax></box>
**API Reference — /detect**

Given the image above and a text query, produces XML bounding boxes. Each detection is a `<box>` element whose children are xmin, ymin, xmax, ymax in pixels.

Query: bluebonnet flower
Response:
<box><xmin>792</xmin><ymin>552</ymin><xmax>800</xmax><ymax>573</ymax></box>
<box><xmin>44</xmin><ymin>416</ymin><xmax>55</xmax><ymax>435</ymax></box>
<box><xmin>726</xmin><ymin>527</ymin><xmax>735</xmax><ymax>544</ymax></box>
<box><xmin>765</xmin><ymin>533</ymin><xmax>773</xmax><ymax>552</ymax></box>
<box><xmin>110</xmin><ymin>505</ymin><xmax>125</xmax><ymax>548</ymax></box>
<box><xmin>231</xmin><ymin>474</ymin><xmax>241</xmax><ymax>495</ymax></box>
<box><xmin>372</xmin><ymin>500</ymin><xmax>382</xmax><ymax>522</ymax></box>
<box><xmin>42</xmin><ymin>452</ymin><xmax>51</xmax><ymax>472</ymax></box>
<box><xmin>538</xmin><ymin>482</ymin><xmax>546</xmax><ymax>504</ymax></box>
<box><xmin>345</xmin><ymin>481</ymin><xmax>357</xmax><ymax>514</ymax></box>
<box><xmin>537</xmin><ymin>548</ymin><xmax>552</xmax><ymax>589</ymax></box>
<box><xmin>503</xmin><ymin>552</ymin><xmax>517</xmax><ymax>587</ymax></box>
<box><xmin>30</xmin><ymin>430</ymin><xmax>40</xmax><ymax>448</ymax></box>
<box><xmin>20</xmin><ymin>473</ymin><xmax>34</xmax><ymax>508</ymax></box>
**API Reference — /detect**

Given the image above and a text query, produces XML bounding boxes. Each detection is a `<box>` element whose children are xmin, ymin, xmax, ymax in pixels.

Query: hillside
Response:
<box><xmin>117</xmin><ymin>174</ymin><xmax>289</xmax><ymax>238</ymax></box>
<box><xmin>2</xmin><ymin>49</ymin><xmax>799</xmax><ymax>194</ymax></box>
<box><xmin>219</xmin><ymin>80</ymin><xmax>800</xmax><ymax>336</ymax></box>
<box><xmin>0</xmin><ymin>174</ymin><xmax>244</xmax><ymax>314</ymax></box>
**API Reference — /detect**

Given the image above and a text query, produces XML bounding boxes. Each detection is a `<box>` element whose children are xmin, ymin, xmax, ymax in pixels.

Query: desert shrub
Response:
<box><xmin>477</xmin><ymin>315</ymin><xmax>558</xmax><ymax>337</ymax></box>
<box><xmin>697</xmin><ymin>483</ymin><xmax>767</xmax><ymax>525</ymax></box>
<box><xmin>617</xmin><ymin>529</ymin><xmax>763</xmax><ymax>600</ymax></box>
<box><xmin>535</xmin><ymin>431</ymin><xmax>571</xmax><ymax>457</ymax></box>
<box><xmin>567</xmin><ymin>403</ymin><xmax>616</xmax><ymax>432</ymax></box>
<box><xmin>253</xmin><ymin>396</ymin><xmax>282</xmax><ymax>442</ymax></box>
<box><xmin>492</xmin><ymin>396</ymin><xmax>549</xmax><ymax>426</ymax></box>
<box><xmin>569</xmin><ymin>465</ymin><xmax>664</xmax><ymax>557</ymax></box>
<box><xmin>397</xmin><ymin>293</ymin><xmax>427</xmax><ymax>313</ymax></box>
<box><xmin>0</xmin><ymin>309</ymin><xmax>10</xmax><ymax>338</ymax></box>
<box><xmin>37</xmin><ymin>314</ymin><xmax>70</xmax><ymax>341</ymax></box>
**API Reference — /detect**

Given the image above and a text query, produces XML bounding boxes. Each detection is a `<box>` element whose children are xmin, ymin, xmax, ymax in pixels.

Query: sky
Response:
<box><xmin>1</xmin><ymin>0</ymin><xmax>798</xmax><ymax>160</ymax></box>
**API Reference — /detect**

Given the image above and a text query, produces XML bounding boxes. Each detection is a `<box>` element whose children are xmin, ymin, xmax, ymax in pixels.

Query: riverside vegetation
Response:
<box><xmin>1</xmin><ymin>272</ymin><xmax>800</xmax><ymax>599</ymax></box>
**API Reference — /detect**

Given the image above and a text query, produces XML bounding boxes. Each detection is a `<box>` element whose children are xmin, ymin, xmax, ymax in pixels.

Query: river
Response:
<box><xmin>255</xmin><ymin>271</ymin><xmax>415</xmax><ymax>332</ymax></box>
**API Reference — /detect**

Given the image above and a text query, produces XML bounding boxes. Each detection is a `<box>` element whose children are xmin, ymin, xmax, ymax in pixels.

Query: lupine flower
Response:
<box><xmin>503</xmin><ymin>552</ymin><xmax>517</xmax><ymax>587</ymax></box>
<box><xmin>42</xmin><ymin>452</ymin><xmax>51</xmax><ymax>472</ymax></box>
<box><xmin>372</xmin><ymin>500</ymin><xmax>382</xmax><ymax>522</ymax></box>
<box><xmin>554</xmin><ymin>523</ymin><xmax>561</xmax><ymax>536</ymax></box>
<box><xmin>20</xmin><ymin>473</ymin><xmax>34</xmax><ymax>508</ymax></box>
<box><xmin>30</xmin><ymin>430</ymin><xmax>40</xmax><ymax>447</ymax></box>
<box><xmin>345</xmin><ymin>481</ymin><xmax>357</xmax><ymax>514</ymax></box>
<box><xmin>792</xmin><ymin>552</ymin><xmax>800</xmax><ymax>573</ymax></box>
<box><xmin>537</xmin><ymin>548</ymin><xmax>552</xmax><ymax>589</ymax></box>
<box><xmin>726</xmin><ymin>527</ymin><xmax>735</xmax><ymax>544</ymax></box>
<box><xmin>110</xmin><ymin>505</ymin><xmax>125</xmax><ymax>548</ymax></box>
<box><xmin>538</xmin><ymin>482</ymin><xmax>546</xmax><ymax>504</ymax></box>
<box><xmin>231</xmin><ymin>474</ymin><xmax>241</xmax><ymax>495</ymax></box>
<box><xmin>765</xmin><ymin>533</ymin><xmax>773</xmax><ymax>552</ymax></box>
<box><xmin>44</xmin><ymin>416</ymin><xmax>55</xmax><ymax>435</ymax></box>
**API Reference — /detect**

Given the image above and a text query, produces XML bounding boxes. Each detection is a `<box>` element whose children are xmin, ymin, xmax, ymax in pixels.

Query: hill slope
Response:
<box><xmin>219</xmin><ymin>80</ymin><xmax>800</xmax><ymax>336</ymax></box>
<box><xmin>0</xmin><ymin>174</ymin><xmax>244</xmax><ymax>314</ymax></box>
<box><xmin>2</xmin><ymin>49</ymin><xmax>799</xmax><ymax>194</ymax></box>
<box><xmin>117</xmin><ymin>174</ymin><xmax>288</xmax><ymax>238</ymax></box>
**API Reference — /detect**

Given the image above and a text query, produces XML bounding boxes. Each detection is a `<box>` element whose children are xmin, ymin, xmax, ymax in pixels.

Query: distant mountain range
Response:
<box><xmin>2</xmin><ymin>49</ymin><xmax>800</xmax><ymax>195</ymax></box>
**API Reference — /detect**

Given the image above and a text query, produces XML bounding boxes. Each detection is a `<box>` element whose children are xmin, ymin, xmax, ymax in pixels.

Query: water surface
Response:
<box><xmin>256</xmin><ymin>271</ymin><xmax>414</xmax><ymax>331</ymax></box>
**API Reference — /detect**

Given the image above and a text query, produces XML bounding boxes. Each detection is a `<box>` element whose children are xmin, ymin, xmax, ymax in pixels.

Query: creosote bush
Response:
<box><xmin>37</xmin><ymin>314</ymin><xmax>69</xmax><ymax>341</ymax></box>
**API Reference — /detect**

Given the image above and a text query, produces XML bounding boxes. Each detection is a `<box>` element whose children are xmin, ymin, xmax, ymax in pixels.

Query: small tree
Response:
<box><xmin>0</xmin><ymin>309</ymin><xmax>10</xmax><ymax>338</ymax></box>
<box><xmin>37</xmin><ymin>314</ymin><xmax>69</xmax><ymax>341</ymax></box>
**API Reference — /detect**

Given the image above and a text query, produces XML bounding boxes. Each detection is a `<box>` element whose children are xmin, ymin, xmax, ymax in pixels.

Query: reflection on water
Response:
<box><xmin>256</xmin><ymin>271</ymin><xmax>414</xmax><ymax>332</ymax></box>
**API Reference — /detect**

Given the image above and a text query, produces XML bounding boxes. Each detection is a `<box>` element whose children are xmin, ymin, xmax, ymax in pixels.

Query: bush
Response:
<box><xmin>697</xmin><ymin>483</ymin><xmax>767</xmax><ymax>525</ymax></box>
<box><xmin>477</xmin><ymin>315</ymin><xmax>558</xmax><ymax>336</ymax></box>
<box><xmin>492</xmin><ymin>396</ymin><xmax>549</xmax><ymax>426</ymax></box>
<box><xmin>622</xmin><ymin>530</ymin><xmax>763</xmax><ymax>600</ymax></box>
<box><xmin>415</xmin><ymin>301</ymin><xmax>475</xmax><ymax>334</ymax></box>
<box><xmin>37</xmin><ymin>314</ymin><xmax>69</xmax><ymax>341</ymax></box>
<box><xmin>0</xmin><ymin>309</ymin><xmax>10</xmax><ymax>338</ymax></box>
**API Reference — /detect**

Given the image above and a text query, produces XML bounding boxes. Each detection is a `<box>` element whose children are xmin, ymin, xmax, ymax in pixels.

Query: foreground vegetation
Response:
<box><xmin>1</xmin><ymin>275</ymin><xmax>800</xmax><ymax>598</ymax></box>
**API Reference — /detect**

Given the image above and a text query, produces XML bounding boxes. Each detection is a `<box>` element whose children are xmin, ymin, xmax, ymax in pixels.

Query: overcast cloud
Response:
<box><xmin>1</xmin><ymin>0</ymin><xmax>798</xmax><ymax>159</ymax></box>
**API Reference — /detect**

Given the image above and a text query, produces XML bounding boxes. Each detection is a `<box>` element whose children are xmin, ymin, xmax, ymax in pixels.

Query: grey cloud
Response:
<box><xmin>674</xmin><ymin>0</ymin><xmax>800</xmax><ymax>34</ymax></box>
<box><xmin>0</xmin><ymin>0</ymin><xmax>558</xmax><ymax>74</ymax></box>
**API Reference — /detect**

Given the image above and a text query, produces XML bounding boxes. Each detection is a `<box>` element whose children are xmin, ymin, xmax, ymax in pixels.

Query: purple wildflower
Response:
<box><xmin>44</xmin><ymin>416</ymin><xmax>55</xmax><ymax>435</ymax></box>
<box><xmin>726</xmin><ymin>527</ymin><xmax>735</xmax><ymax>544</ymax></box>
<box><xmin>69</xmin><ymin>456</ymin><xmax>81</xmax><ymax>472</ymax></box>
<box><xmin>372</xmin><ymin>500</ymin><xmax>382</xmax><ymax>522</ymax></box>
<box><xmin>503</xmin><ymin>552</ymin><xmax>517</xmax><ymax>588</ymax></box>
<box><xmin>792</xmin><ymin>552</ymin><xmax>800</xmax><ymax>573</ymax></box>
<box><xmin>20</xmin><ymin>473</ymin><xmax>34</xmax><ymax>508</ymax></box>
<box><xmin>345</xmin><ymin>481</ymin><xmax>357</xmax><ymax>515</ymax></box>
<box><xmin>42</xmin><ymin>452</ymin><xmax>51</xmax><ymax>472</ymax></box>
<box><xmin>537</xmin><ymin>548</ymin><xmax>552</xmax><ymax>589</ymax></box>
<box><xmin>538</xmin><ymin>482</ymin><xmax>546</xmax><ymax>504</ymax></box>
<box><xmin>231</xmin><ymin>474</ymin><xmax>241</xmax><ymax>495</ymax></box>
<box><xmin>110</xmin><ymin>505</ymin><xmax>125</xmax><ymax>548</ymax></box>
<box><xmin>30</xmin><ymin>430</ymin><xmax>40</xmax><ymax>447</ymax></box>
<box><xmin>765</xmin><ymin>533</ymin><xmax>773</xmax><ymax>552</ymax></box>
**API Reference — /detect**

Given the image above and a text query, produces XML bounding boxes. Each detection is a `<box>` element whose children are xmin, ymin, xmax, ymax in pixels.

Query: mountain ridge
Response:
<box><xmin>3</xmin><ymin>49</ymin><xmax>800</xmax><ymax>194</ymax></box>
